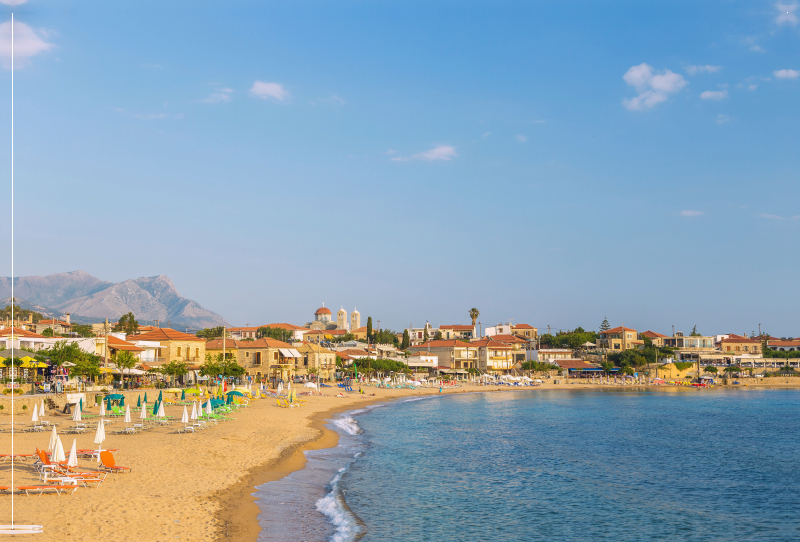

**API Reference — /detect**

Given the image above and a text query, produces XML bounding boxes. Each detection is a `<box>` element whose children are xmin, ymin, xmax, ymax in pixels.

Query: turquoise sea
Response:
<box><xmin>254</xmin><ymin>389</ymin><xmax>800</xmax><ymax>541</ymax></box>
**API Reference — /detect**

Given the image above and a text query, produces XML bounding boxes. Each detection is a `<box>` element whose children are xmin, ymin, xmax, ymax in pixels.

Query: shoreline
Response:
<box><xmin>210</xmin><ymin>382</ymin><xmax>800</xmax><ymax>542</ymax></box>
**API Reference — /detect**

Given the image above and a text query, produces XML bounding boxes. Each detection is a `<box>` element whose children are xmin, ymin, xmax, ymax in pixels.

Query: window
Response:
<box><xmin>177</xmin><ymin>347</ymin><xmax>181</xmax><ymax>357</ymax></box>
<box><xmin>246</xmin><ymin>352</ymin><xmax>250</xmax><ymax>357</ymax></box>
<box><xmin>195</xmin><ymin>348</ymin><xmax>199</xmax><ymax>358</ymax></box>
<box><xmin>274</xmin><ymin>352</ymin><xmax>278</xmax><ymax>361</ymax></box>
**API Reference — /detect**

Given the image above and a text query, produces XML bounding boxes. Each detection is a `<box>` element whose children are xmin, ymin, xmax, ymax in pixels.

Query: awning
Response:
<box><xmin>279</xmin><ymin>348</ymin><xmax>301</xmax><ymax>358</ymax></box>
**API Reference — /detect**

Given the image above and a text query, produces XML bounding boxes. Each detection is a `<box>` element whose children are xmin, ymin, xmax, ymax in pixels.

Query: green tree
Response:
<box><xmin>690</xmin><ymin>325</ymin><xmax>701</xmax><ymax>337</ymax></box>
<box><xmin>113</xmin><ymin>312</ymin><xmax>139</xmax><ymax>335</ymax></box>
<box><xmin>70</xmin><ymin>354</ymin><xmax>101</xmax><ymax>380</ymax></box>
<box><xmin>434</xmin><ymin>331</ymin><xmax>443</xmax><ymax>340</ymax></box>
<box><xmin>257</xmin><ymin>326</ymin><xmax>291</xmax><ymax>341</ymax></box>
<box><xmin>41</xmin><ymin>328</ymin><xmax>54</xmax><ymax>337</ymax></box>
<box><xmin>366</xmin><ymin>317</ymin><xmax>373</xmax><ymax>340</ymax></box>
<box><xmin>423</xmin><ymin>327</ymin><xmax>429</xmax><ymax>343</ymax></box>
<box><xmin>114</xmin><ymin>350</ymin><xmax>138</xmax><ymax>386</ymax></box>
<box><xmin>600</xmin><ymin>318</ymin><xmax>611</xmax><ymax>332</ymax></box>
<box><xmin>71</xmin><ymin>324</ymin><xmax>93</xmax><ymax>337</ymax></box>
<box><xmin>43</xmin><ymin>340</ymin><xmax>83</xmax><ymax>371</ymax></box>
<box><xmin>196</xmin><ymin>326</ymin><xmax>226</xmax><ymax>340</ymax></box>
<box><xmin>401</xmin><ymin>329</ymin><xmax>410</xmax><ymax>350</ymax></box>
<box><xmin>469</xmin><ymin>308</ymin><xmax>480</xmax><ymax>326</ymax></box>
<box><xmin>704</xmin><ymin>366</ymin><xmax>718</xmax><ymax>374</ymax></box>
<box><xmin>159</xmin><ymin>361</ymin><xmax>189</xmax><ymax>386</ymax></box>
<box><xmin>199</xmin><ymin>353</ymin><xmax>245</xmax><ymax>379</ymax></box>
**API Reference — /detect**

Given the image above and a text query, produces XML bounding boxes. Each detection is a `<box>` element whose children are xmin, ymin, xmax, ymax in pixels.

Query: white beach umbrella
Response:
<box><xmin>181</xmin><ymin>405</ymin><xmax>189</xmax><ymax>425</ymax></box>
<box><xmin>39</xmin><ymin>398</ymin><xmax>46</xmax><ymax>418</ymax></box>
<box><xmin>47</xmin><ymin>425</ymin><xmax>57</xmax><ymax>453</ymax></box>
<box><xmin>124</xmin><ymin>405</ymin><xmax>131</xmax><ymax>424</ymax></box>
<box><xmin>53</xmin><ymin>436</ymin><xmax>66</xmax><ymax>463</ymax></box>
<box><xmin>190</xmin><ymin>402</ymin><xmax>198</xmax><ymax>421</ymax></box>
<box><xmin>31</xmin><ymin>403</ymin><xmax>39</xmax><ymax>423</ymax></box>
<box><xmin>67</xmin><ymin>439</ymin><xmax>78</xmax><ymax>468</ymax></box>
<box><xmin>72</xmin><ymin>405</ymin><xmax>82</xmax><ymax>422</ymax></box>
<box><xmin>205</xmin><ymin>400</ymin><xmax>212</xmax><ymax>415</ymax></box>
<box><xmin>140</xmin><ymin>402</ymin><xmax>147</xmax><ymax>420</ymax></box>
<box><xmin>157</xmin><ymin>401</ymin><xmax>165</xmax><ymax>418</ymax></box>
<box><xmin>276</xmin><ymin>382</ymin><xmax>283</xmax><ymax>395</ymax></box>
<box><xmin>100</xmin><ymin>400</ymin><xmax>106</xmax><ymax>416</ymax></box>
<box><xmin>94</xmin><ymin>417</ymin><xmax>106</xmax><ymax>446</ymax></box>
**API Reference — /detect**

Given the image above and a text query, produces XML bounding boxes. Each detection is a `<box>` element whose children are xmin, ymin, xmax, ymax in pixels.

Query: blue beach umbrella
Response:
<box><xmin>181</xmin><ymin>389</ymin><xmax>186</xmax><ymax>400</ymax></box>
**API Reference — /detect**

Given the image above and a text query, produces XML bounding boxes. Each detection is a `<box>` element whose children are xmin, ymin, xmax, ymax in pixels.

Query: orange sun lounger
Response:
<box><xmin>99</xmin><ymin>451</ymin><xmax>130</xmax><ymax>473</ymax></box>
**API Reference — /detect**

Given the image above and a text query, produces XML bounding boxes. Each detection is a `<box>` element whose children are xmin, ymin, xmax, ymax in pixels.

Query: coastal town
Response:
<box><xmin>1</xmin><ymin>303</ymin><xmax>798</xmax><ymax>390</ymax></box>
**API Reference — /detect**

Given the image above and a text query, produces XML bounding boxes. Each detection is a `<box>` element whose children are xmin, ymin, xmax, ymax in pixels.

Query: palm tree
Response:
<box><xmin>469</xmin><ymin>308</ymin><xmax>480</xmax><ymax>326</ymax></box>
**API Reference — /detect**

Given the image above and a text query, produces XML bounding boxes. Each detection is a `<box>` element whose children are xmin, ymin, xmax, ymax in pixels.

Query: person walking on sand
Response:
<box><xmin>439</xmin><ymin>386</ymin><xmax>442</xmax><ymax>393</ymax></box>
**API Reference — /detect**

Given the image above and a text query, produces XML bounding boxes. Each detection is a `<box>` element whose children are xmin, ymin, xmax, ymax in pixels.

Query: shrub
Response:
<box><xmin>22</xmin><ymin>404</ymin><xmax>27</xmax><ymax>410</ymax></box>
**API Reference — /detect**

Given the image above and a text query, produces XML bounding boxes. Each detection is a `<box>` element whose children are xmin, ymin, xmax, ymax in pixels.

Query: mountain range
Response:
<box><xmin>0</xmin><ymin>271</ymin><xmax>230</xmax><ymax>330</ymax></box>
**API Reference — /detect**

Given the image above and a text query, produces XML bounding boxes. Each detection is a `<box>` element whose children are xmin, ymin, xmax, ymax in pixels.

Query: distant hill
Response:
<box><xmin>0</xmin><ymin>271</ymin><xmax>230</xmax><ymax>330</ymax></box>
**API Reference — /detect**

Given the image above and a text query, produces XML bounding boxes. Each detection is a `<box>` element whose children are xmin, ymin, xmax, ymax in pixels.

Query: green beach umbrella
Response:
<box><xmin>119</xmin><ymin>395</ymin><xmax>125</xmax><ymax>407</ymax></box>
<box><xmin>144</xmin><ymin>392</ymin><xmax>148</xmax><ymax>403</ymax></box>
<box><xmin>226</xmin><ymin>394</ymin><xmax>232</xmax><ymax>405</ymax></box>
<box><xmin>152</xmin><ymin>400</ymin><xmax>159</xmax><ymax>416</ymax></box>
<box><xmin>137</xmin><ymin>395</ymin><xmax>141</xmax><ymax>407</ymax></box>
<box><xmin>181</xmin><ymin>389</ymin><xmax>186</xmax><ymax>400</ymax></box>
<box><xmin>79</xmin><ymin>398</ymin><xmax>83</xmax><ymax>412</ymax></box>
<box><xmin>353</xmin><ymin>362</ymin><xmax>358</xmax><ymax>379</ymax></box>
<box><xmin>158</xmin><ymin>390</ymin><xmax>163</xmax><ymax>402</ymax></box>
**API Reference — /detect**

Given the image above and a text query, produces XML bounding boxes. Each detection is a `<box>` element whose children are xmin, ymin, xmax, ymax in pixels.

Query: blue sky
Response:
<box><xmin>0</xmin><ymin>0</ymin><xmax>798</xmax><ymax>336</ymax></box>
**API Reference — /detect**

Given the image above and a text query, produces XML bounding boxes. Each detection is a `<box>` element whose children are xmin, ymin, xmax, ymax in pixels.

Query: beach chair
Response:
<box><xmin>18</xmin><ymin>483</ymin><xmax>79</xmax><ymax>496</ymax></box>
<box><xmin>99</xmin><ymin>451</ymin><xmax>130</xmax><ymax>473</ymax></box>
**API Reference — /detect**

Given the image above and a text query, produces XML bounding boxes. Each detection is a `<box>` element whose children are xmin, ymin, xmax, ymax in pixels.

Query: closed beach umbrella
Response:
<box><xmin>276</xmin><ymin>382</ymin><xmax>283</xmax><ymax>395</ymax></box>
<box><xmin>190</xmin><ymin>402</ymin><xmax>197</xmax><ymax>420</ymax></box>
<box><xmin>53</xmin><ymin>436</ymin><xmax>66</xmax><ymax>463</ymax></box>
<box><xmin>181</xmin><ymin>389</ymin><xmax>186</xmax><ymax>400</ymax></box>
<box><xmin>137</xmin><ymin>395</ymin><xmax>141</xmax><ymax>407</ymax></box>
<box><xmin>152</xmin><ymin>400</ymin><xmax>159</xmax><ymax>416</ymax></box>
<box><xmin>158</xmin><ymin>390</ymin><xmax>162</xmax><ymax>403</ymax></box>
<box><xmin>100</xmin><ymin>401</ymin><xmax>106</xmax><ymax>416</ymax></box>
<box><xmin>94</xmin><ymin>417</ymin><xmax>106</xmax><ymax>446</ymax></box>
<box><xmin>205</xmin><ymin>400</ymin><xmax>212</xmax><ymax>415</ymax></box>
<box><xmin>31</xmin><ymin>403</ymin><xmax>39</xmax><ymax>423</ymax></box>
<box><xmin>48</xmin><ymin>425</ymin><xmax>57</xmax><ymax>452</ymax></box>
<box><xmin>140</xmin><ymin>402</ymin><xmax>147</xmax><ymax>420</ymax></box>
<box><xmin>72</xmin><ymin>405</ymin><xmax>82</xmax><ymax>422</ymax></box>
<box><xmin>225</xmin><ymin>394</ymin><xmax>232</xmax><ymax>405</ymax></box>
<box><xmin>181</xmin><ymin>405</ymin><xmax>189</xmax><ymax>424</ymax></box>
<box><xmin>79</xmin><ymin>398</ymin><xmax>83</xmax><ymax>412</ymax></box>
<box><xmin>157</xmin><ymin>401</ymin><xmax>165</xmax><ymax>418</ymax></box>
<box><xmin>119</xmin><ymin>395</ymin><xmax>125</xmax><ymax>407</ymax></box>
<box><xmin>39</xmin><ymin>399</ymin><xmax>46</xmax><ymax>418</ymax></box>
<box><xmin>67</xmin><ymin>439</ymin><xmax>78</xmax><ymax>468</ymax></box>
<box><xmin>124</xmin><ymin>405</ymin><xmax>131</xmax><ymax>424</ymax></box>
<box><xmin>144</xmin><ymin>392</ymin><xmax>148</xmax><ymax>403</ymax></box>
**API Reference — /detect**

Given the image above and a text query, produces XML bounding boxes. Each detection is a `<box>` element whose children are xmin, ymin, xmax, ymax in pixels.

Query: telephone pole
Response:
<box><xmin>103</xmin><ymin>318</ymin><xmax>109</xmax><ymax>369</ymax></box>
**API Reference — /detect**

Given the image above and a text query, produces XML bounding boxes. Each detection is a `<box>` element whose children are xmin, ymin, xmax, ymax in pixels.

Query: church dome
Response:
<box><xmin>315</xmin><ymin>307</ymin><xmax>332</xmax><ymax>315</ymax></box>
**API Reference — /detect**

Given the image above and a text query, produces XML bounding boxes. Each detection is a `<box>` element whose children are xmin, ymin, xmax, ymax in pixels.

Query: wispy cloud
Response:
<box><xmin>323</xmin><ymin>94</ymin><xmax>345</xmax><ymax>106</ymax></box>
<box><xmin>249</xmin><ymin>81</ymin><xmax>290</xmax><ymax>101</ymax></box>
<box><xmin>701</xmin><ymin>90</ymin><xmax>728</xmax><ymax>100</ymax></box>
<box><xmin>482</xmin><ymin>132</ymin><xmax>491</xmax><ymax>138</ymax></box>
<box><xmin>775</xmin><ymin>2</ymin><xmax>799</xmax><ymax>25</ymax></box>
<box><xmin>774</xmin><ymin>69</ymin><xmax>800</xmax><ymax>79</ymax></box>
<box><xmin>515</xmin><ymin>135</ymin><xmax>527</xmax><ymax>143</ymax></box>
<box><xmin>200</xmin><ymin>87</ymin><xmax>234</xmax><ymax>104</ymax></box>
<box><xmin>391</xmin><ymin>145</ymin><xmax>457</xmax><ymax>162</ymax></box>
<box><xmin>0</xmin><ymin>20</ymin><xmax>54</xmax><ymax>69</ymax></box>
<box><xmin>743</xmin><ymin>36</ymin><xmax>766</xmax><ymax>53</ymax></box>
<box><xmin>623</xmin><ymin>63</ymin><xmax>687</xmax><ymax>111</ymax></box>
<box><xmin>717</xmin><ymin>114</ymin><xmax>730</xmax><ymax>124</ymax></box>
<box><xmin>0</xmin><ymin>0</ymin><xmax>29</xmax><ymax>5</ymax></box>
<box><xmin>685</xmin><ymin>65</ymin><xmax>721</xmax><ymax>75</ymax></box>
<box><xmin>680</xmin><ymin>210</ymin><xmax>704</xmax><ymax>217</ymax></box>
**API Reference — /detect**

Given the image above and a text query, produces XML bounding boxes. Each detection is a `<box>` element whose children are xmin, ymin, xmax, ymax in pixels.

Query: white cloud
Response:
<box><xmin>775</xmin><ymin>2</ymin><xmax>799</xmax><ymax>25</ymax></box>
<box><xmin>623</xmin><ymin>63</ymin><xmax>687</xmax><ymax>110</ymax></box>
<box><xmin>758</xmin><ymin>213</ymin><xmax>785</xmax><ymax>219</ymax></box>
<box><xmin>249</xmin><ymin>81</ymin><xmax>290</xmax><ymax>101</ymax></box>
<box><xmin>0</xmin><ymin>20</ymin><xmax>54</xmax><ymax>69</ymax></box>
<box><xmin>482</xmin><ymin>132</ymin><xmax>491</xmax><ymax>138</ymax></box>
<box><xmin>774</xmin><ymin>69</ymin><xmax>800</xmax><ymax>79</ymax></box>
<box><xmin>391</xmin><ymin>145</ymin><xmax>457</xmax><ymax>162</ymax></box>
<box><xmin>0</xmin><ymin>0</ymin><xmax>29</xmax><ymax>5</ymax></box>
<box><xmin>748</xmin><ymin>83</ymin><xmax>759</xmax><ymax>91</ymax></box>
<box><xmin>200</xmin><ymin>87</ymin><xmax>233</xmax><ymax>104</ymax></box>
<box><xmin>323</xmin><ymin>95</ymin><xmax>345</xmax><ymax>106</ymax></box>
<box><xmin>701</xmin><ymin>90</ymin><xmax>728</xmax><ymax>100</ymax></box>
<box><xmin>685</xmin><ymin>65</ymin><xmax>722</xmax><ymax>75</ymax></box>
<box><xmin>515</xmin><ymin>135</ymin><xmax>527</xmax><ymax>142</ymax></box>
<box><xmin>716</xmin><ymin>114</ymin><xmax>730</xmax><ymax>124</ymax></box>
<box><xmin>680</xmin><ymin>210</ymin><xmax>704</xmax><ymax>217</ymax></box>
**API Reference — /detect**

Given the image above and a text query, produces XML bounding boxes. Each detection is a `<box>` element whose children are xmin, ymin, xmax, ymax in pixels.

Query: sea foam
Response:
<box><xmin>332</xmin><ymin>416</ymin><xmax>361</xmax><ymax>435</ymax></box>
<box><xmin>315</xmin><ymin>470</ymin><xmax>361</xmax><ymax>542</ymax></box>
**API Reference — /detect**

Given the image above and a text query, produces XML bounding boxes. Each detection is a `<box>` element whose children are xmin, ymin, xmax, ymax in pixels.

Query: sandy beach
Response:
<box><xmin>1</xmin><ymin>379</ymin><xmax>798</xmax><ymax>541</ymax></box>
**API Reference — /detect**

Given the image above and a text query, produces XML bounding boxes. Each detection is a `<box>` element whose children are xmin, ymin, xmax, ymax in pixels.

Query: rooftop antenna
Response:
<box><xmin>1</xmin><ymin>14</ymin><xmax>43</xmax><ymax>535</ymax></box>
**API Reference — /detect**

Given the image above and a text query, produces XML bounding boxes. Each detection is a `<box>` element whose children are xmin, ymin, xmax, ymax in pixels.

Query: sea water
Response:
<box><xmin>255</xmin><ymin>389</ymin><xmax>800</xmax><ymax>541</ymax></box>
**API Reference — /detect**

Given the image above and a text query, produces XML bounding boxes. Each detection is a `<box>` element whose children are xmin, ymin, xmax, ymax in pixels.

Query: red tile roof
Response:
<box><xmin>0</xmin><ymin>326</ymin><xmax>46</xmax><ymax>338</ymax></box>
<box><xmin>408</xmin><ymin>351</ymin><xmax>436</xmax><ymax>357</ymax></box>
<box><xmin>37</xmin><ymin>319</ymin><xmax>71</xmax><ymax>327</ymax></box>
<box><xmin>107</xmin><ymin>335</ymin><xmax>143</xmax><ymax>352</ymax></box>
<box><xmin>410</xmin><ymin>340</ymin><xmax>475</xmax><ymax>348</ymax></box>
<box><xmin>642</xmin><ymin>331</ymin><xmax>667</xmax><ymax>338</ymax></box>
<box><xmin>470</xmin><ymin>339</ymin><xmax>512</xmax><ymax>349</ymax></box>
<box><xmin>719</xmin><ymin>336</ymin><xmax>761</xmax><ymax>344</ymax></box>
<box><xmin>768</xmin><ymin>340</ymin><xmax>800</xmax><ymax>347</ymax></box>
<box><xmin>490</xmin><ymin>334</ymin><xmax>529</xmax><ymax>344</ymax></box>
<box><xmin>263</xmin><ymin>323</ymin><xmax>307</xmax><ymax>331</ymax></box>
<box><xmin>206</xmin><ymin>338</ymin><xmax>291</xmax><ymax>349</ymax></box>
<box><xmin>556</xmin><ymin>359</ymin><xmax>596</xmax><ymax>369</ymax></box>
<box><xmin>127</xmin><ymin>328</ymin><xmax>205</xmax><ymax>342</ymax></box>
<box><xmin>599</xmin><ymin>326</ymin><xmax>637</xmax><ymax>335</ymax></box>
<box><xmin>439</xmin><ymin>325</ymin><xmax>475</xmax><ymax>331</ymax></box>
<box><xmin>315</xmin><ymin>307</ymin><xmax>332</xmax><ymax>315</ymax></box>
<box><xmin>512</xmin><ymin>324</ymin><xmax>536</xmax><ymax>329</ymax></box>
